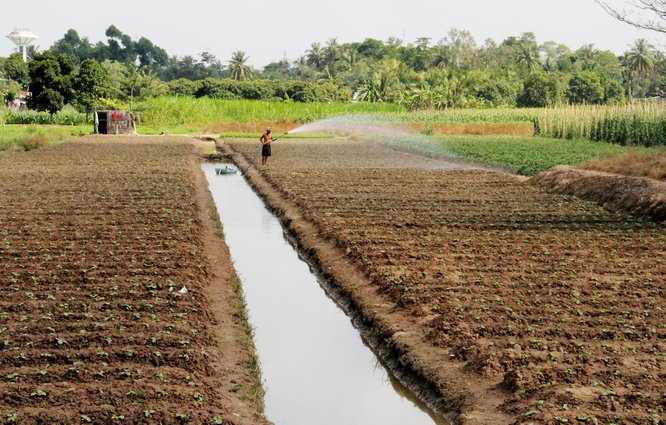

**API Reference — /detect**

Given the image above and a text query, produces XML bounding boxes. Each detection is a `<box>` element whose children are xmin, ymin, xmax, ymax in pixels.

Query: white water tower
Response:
<box><xmin>7</xmin><ymin>28</ymin><xmax>38</xmax><ymax>62</ymax></box>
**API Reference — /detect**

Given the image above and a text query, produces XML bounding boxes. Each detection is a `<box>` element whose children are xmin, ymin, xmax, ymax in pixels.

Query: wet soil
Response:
<box><xmin>224</xmin><ymin>137</ymin><xmax>665</xmax><ymax>425</ymax></box>
<box><xmin>0</xmin><ymin>136</ymin><xmax>265</xmax><ymax>424</ymax></box>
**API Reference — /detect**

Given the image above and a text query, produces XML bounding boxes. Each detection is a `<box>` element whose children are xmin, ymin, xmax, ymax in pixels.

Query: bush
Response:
<box><xmin>18</xmin><ymin>133</ymin><xmax>49</xmax><ymax>151</ymax></box>
<box><xmin>165</xmin><ymin>78</ymin><xmax>199</xmax><ymax>96</ymax></box>
<box><xmin>5</xmin><ymin>108</ymin><xmax>89</xmax><ymax>125</ymax></box>
<box><xmin>476</xmin><ymin>79</ymin><xmax>518</xmax><ymax>107</ymax></box>
<box><xmin>191</xmin><ymin>78</ymin><xmax>351</xmax><ymax>102</ymax></box>
<box><xmin>195</xmin><ymin>78</ymin><xmax>241</xmax><ymax>99</ymax></box>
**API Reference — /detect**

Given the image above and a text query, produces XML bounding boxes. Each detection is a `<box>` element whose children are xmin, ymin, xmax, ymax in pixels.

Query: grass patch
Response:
<box><xmin>578</xmin><ymin>149</ymin><xmax>666</xmax><ymax>181</ymax></box>
<box><xmin>136</xmin><ymin>126</ymin><xmax>202</xmax><ymax>135</ymax></box>
<box><xmin>380</xmin><ymin>134</ymin><xmax>649</xmax><ymax>175</ymax></box>
<box><xmin>0</xmin><ymin>125</ymin><xmax>90</xmax><ymax>152</ymax></box>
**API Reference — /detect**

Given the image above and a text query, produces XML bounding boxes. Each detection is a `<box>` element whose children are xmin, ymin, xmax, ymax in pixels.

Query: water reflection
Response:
<box><xmin>203</xmin><ymin>163</ymin><xmax>447</xmax><ymax>425</ymax></box>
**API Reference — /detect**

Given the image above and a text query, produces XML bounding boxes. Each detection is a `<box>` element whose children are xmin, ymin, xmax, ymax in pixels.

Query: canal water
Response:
<box><xmin>203</xmin><ymin>163</ymin><xmax>446</xmax><ymax>425</ymax></box>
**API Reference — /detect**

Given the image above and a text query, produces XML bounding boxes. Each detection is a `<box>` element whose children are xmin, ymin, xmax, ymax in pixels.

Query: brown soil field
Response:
<box><xmin>226</xmin><ymin>137</ymin><xmax>665</xmax><ymax>425</ymax></box>
<box><xmin>0</xmin><ymin>137</ymin><xmax>266</xmax><ymax>424</ymax></box>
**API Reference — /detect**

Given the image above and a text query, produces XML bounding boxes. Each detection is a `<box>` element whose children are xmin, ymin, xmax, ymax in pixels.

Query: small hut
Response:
<box><xmin>94</xmin><ymin>110</ymin><xmax>134</xmax><ymax>135</ymax></box>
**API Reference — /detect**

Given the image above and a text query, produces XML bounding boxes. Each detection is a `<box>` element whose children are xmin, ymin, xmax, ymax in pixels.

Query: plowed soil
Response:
<box><xmin>0</xmin><ymin>137</ymin><xmax>265</xmax><ymax>424</ymax></box>
<box><xmin>227</xmin><ymin>137</ymin><xmax>665</xmax><ymax>425</ymax></box>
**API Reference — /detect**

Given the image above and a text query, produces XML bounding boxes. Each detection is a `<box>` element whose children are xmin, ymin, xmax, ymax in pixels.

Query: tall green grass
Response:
<box><xmin>136</xmin><ymin>97</ymin><xmax>404</xmax><ymax>127</ymax></box>
<box><xmin>534</xmin><ymin>103</ymin><xmax>666</xmax><ymax>147</ymax></box>
<box><xmin>0</xmin><ymin>125</ymin><xmax>89</xmax><ymax>152</ymax></box>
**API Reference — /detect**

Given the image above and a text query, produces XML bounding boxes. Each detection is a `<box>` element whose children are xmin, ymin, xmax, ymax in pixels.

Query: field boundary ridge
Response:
<box><xmin>529</xmin><ymin>165</ymin><xmax>666</xmax><ymax>223</ymax></box>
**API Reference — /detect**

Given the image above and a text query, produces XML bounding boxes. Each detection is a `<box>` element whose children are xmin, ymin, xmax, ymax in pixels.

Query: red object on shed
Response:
<box><xmin>94</xmin><ymin>110</ymin><xmax>134</xmax><ymax>135</ymax></box>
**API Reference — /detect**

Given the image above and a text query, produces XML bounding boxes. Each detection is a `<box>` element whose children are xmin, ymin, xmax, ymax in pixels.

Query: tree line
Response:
<box><xmin>0</xmin><ymin>24</ymin><xmax>664</xmax><ymax>116</ymax></box>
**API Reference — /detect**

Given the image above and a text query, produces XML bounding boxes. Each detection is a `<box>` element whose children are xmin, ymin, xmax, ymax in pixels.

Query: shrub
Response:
<box><xmin>5</xmin><ymin>108</ymin><xmax>89</xmax><ymax>125</ymax></box>
<box><xmin>18</xmin><ymin>133</ymin><xmax>49</xmax><ymax>151</ymax></box>
<box><xmin>191</xmin><ymin>78</ymin><xmax>351</xmax><ymax>103</ymax></box>
<box><xmin>165</xmin><ymin>78</ymin><xmax>199</xmax><ymax>96</ymax></box>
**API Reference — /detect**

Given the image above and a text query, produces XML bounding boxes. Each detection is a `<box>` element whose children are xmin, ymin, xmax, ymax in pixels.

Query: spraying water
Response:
<box><xmin>286</xmin><ymin>115</ymin><xmax>492</xmax><ymax>171</ymax></box>
<box><xmin>288</xmin><ymin>114</ymin><xmax>409</xmax><ymax>136</ymax></box>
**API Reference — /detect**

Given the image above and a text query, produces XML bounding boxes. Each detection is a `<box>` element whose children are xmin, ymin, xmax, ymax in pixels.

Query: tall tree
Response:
<box><xmin>0</xmin><ymin>53</ymin><xmax>30</xmax><ymax>87</ymax></box>
<box><xmin>72</xmin><ymin>58</ymin><xmax>109</xmax><ymax>115</ymax></box>
<box><xmin>517</xmin><ymin>43</ymin><xmax>541</xmax><ymax>73</ymax></box>
<box><xmin>104</xmin><ymin>25</ymin><xmax>136</xmax><ymax>64</ymax></box>
<box><xmin>624</xmin><ymin>38</ymin><xmax>655</xmax><ymax>99</ymax></box>
<box><xmin>626</xmin><ymin>38</ymin><xmax>655</xmax><ymax>77</ymax></box>
<box><xmin>539</xmin><ymin>41</ymin><xmax>571</xmax><ymax>72</ymax></box>
<box><xmin>325</xmin><ymin>37</ymin><xmax>341</xmax><ymax>68</ymax></box>
<box><xmin>306</xmin><ymin>42</ymin><xmax>325</xmax><ymax>71</ymax></box>
<box><xmin>228</xmin><ymin>51</ymin><xmax>253</xmax><ymax>81</ymax></box>
<box><xmin>27</xmin><ymin>53</ymin><xmax>74</xmax><ymax>118</ymax></box>
<box><xmin>135</xmin><ymin>37</ymin><xmax>168</xmax><ymax>68</ymax></box>
<box><xmin>49</xmin><ymin>29</ymin><xmax>93</xmax><ymax>65</ymax></box>
<box><xmin>436</xmin><ymin>29</ymin><xmax>477</xmax><ymax>70</ymax></box>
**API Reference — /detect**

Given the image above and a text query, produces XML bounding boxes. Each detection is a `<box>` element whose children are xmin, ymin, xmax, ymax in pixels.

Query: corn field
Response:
<box><xmin>534</xmin><ymin>102</ymin><xmax>666</xmax><ymax>147</ymax></box>
<box><xmin>135</xmin><ymin>97</ymin><xmax>403</xmax><ymax>126</ymax></box>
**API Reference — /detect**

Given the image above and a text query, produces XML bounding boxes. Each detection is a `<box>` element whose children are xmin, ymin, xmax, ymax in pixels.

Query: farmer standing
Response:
<box><xmin>260</xmin><ymin>127</ymin><xmax>273</xmax><ymax>166</ymax></box>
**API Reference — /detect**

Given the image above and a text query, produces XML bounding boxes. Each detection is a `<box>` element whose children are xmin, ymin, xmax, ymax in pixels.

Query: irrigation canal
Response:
<box><xmin>203</xmin><ymin>163</ymin><xmax>447</xmax><ymax>425</ymax></box>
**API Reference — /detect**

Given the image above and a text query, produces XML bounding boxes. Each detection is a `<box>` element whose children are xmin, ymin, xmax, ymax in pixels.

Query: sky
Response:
<box><xmin>1</xmin><ymin>0</ymin><xmax>662</xmax><ymax>68</ymax></box>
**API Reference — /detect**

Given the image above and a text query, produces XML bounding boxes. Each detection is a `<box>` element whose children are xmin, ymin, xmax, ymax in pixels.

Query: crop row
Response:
<box><xmin>0</xmin><ymin>139</ymin><xmax>230</xmax><ymax>423</ymax></box>
<box><xmin>231</xmin><ymin>138</ymin><xmax>666</xmax><ymax>424</ymax></box>
<box><xmin>534</xmin><ymin>103</ymin><xmax>666</xmax><ymax>147</ymax></box>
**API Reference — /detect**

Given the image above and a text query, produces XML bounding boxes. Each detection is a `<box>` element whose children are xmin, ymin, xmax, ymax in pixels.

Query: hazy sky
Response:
<box><xmin>1</xmin><ymin>0</ymin><xmax>661</xmax><ymax>68</ymax></box>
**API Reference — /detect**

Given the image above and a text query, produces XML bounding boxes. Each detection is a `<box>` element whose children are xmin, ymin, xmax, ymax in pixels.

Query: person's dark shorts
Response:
<box><xmin>262</xmin><ymin>145</ymin><xmax>272</xmax><ymax>157</ymax></box>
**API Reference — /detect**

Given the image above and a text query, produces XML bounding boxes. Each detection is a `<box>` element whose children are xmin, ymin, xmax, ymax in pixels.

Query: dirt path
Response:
<box><xmin>189</xmin><ymin>146</ymin><xmax>269</xmax><ymax>424</ymax></box>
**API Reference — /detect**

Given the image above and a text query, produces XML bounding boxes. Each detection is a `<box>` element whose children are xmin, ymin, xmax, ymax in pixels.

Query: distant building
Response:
<box><xmin>94</xmin><ymin>110</ymin><xmax>134</xmax><ymax>135</ymax></box>
<box><xmin>5</xmin><ymin>90</ymin><xmax>29</xmax><ymax>109</ymax></box>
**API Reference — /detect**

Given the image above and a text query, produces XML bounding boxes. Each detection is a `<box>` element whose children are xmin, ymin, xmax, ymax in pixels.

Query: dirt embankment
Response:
<box><xmin>529</xmin><ymin>165</ymin><xmax>666</xmax><ymax>222</ymax></box>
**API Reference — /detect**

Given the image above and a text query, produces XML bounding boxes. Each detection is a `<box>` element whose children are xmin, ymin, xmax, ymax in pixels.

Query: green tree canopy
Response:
<box><xmin>0</xmin><ymin>53</ymin><xmax>30</xmax><ymax>87</ymax></box>
<box><xmin>567</xmin><ymin>71</ymin><xmax>605</xmax><ymax>104</ymax></box>
<box><xmin>72</xmin><ymin>58</ymin><xmax>110</xmax><ymax>113</ymax></box>
<box><xmin>49</xmin><ymin>29</ymin><xmax>93</xmax><ymax>65</ymax></box>
<box><xmin>27</xmin><ymin>53</ymin><xmax>74</xmax><ymax>117</ymax></box>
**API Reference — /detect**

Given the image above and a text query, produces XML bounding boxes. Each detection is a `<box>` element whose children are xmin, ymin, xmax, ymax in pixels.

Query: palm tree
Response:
<box><xmin>624</xmin><ymin>39</ymin><xmax>655</xmax><ymax>100</ymax></box>
<box><xmin>325</xmin><ymin>37</ymin><xmax>341</xmax><ymax>68</ymax></box>
<box><xmin>306</xmin><ymin>42</ymin><xmax>325</xmax><ymax>71</ymax></box>
<box><xmin>627</xmin><ymin>39</ymin><xmax>655</xmax><ymax>77</ymax></box>
<box><xmin>576</xmin><ymin>44</ymin><xmax>598</xmax><ymax>71</ymax></box>
<box><xmin>228</xmin><ymin>51</ymin><xmax>253</xmax><ymax>81</ymax></box>
<box><xmin>517</xmin><ymin>44</ymin><xmax>540</xmax><ymax>73</ymax></box>
<box><xmin>340</xmin><ymin>48</ymin><xmax>359</xmax><ymax>72</ymax></box>
<box><xmin>293</xmin><ymin>55</ymin><xmax>312</xmax><ymax>78</ymax></box>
